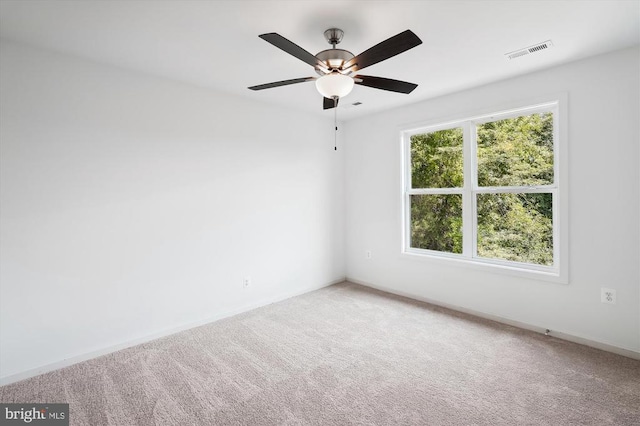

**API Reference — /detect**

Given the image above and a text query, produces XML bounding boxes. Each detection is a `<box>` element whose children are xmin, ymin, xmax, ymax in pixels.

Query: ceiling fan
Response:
<box><xmin>248</xmin><ymin>28</ymin><xmax>423</xmax><ymax>110</ymax></box>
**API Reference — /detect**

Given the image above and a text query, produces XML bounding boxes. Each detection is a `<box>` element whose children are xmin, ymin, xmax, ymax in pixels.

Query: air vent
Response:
<box><xmin>343</xmin><ymin>101</ymin><xmax>363</xmax><ymax>110</ymax></box>
<box><xmin>506</xmin><ymin>40</ymin><xmax>553</xmax><ymax>60</ymax></box>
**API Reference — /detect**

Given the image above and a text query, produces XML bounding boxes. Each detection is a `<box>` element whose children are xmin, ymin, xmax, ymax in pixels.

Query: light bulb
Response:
<box><xmin>315</xmin><ymin>72</ymin><xmax>354</xmax><ymax>99</ymax></box>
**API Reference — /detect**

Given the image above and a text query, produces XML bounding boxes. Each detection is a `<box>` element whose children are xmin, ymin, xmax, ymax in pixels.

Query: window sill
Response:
<box><xmin>400</xmin><ymin>249</ymin><xmax>568</xmax><ymax>284</ymax></box>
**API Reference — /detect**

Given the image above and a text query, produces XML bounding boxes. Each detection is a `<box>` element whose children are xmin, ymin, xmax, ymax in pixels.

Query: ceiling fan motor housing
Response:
<box><xmin>315</xmin><ymin>49</ymin><xmax>355</xmax><ymax>75</ymax></box>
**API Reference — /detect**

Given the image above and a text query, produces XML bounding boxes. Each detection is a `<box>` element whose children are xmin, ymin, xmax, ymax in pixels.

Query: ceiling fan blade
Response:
<box><xmin>323</xmin><ymin>97</ymin><xmax>339</xmax><ymax>110</ymax></box>
<box><xmin>355</xmin><ymin>75</ymin><xmax>418</xmax><ymax>94</ymax></box>
<box><xmin>259</xmin><ymin>33</ymin><xmax>327</xmax><ymax>70</ymax></box>
<box><xmin>343</xmin><ymin>30</ymin><xmax>422</xmax><ymax>72</ymax></box>
<box><xmin>248</xmin><ymin>77</ymin><xmax>315</xmax><ymax>91</ymax></box>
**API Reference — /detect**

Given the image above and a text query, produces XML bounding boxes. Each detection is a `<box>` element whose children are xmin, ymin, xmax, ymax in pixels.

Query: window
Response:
<box><xmin>402</xmin><ymin>101</ymin><xmax>565</xmax><ymax>280</ymax></box>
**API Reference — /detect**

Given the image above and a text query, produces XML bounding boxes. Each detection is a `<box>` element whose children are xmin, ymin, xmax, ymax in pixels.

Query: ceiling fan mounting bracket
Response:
<box><xmin>324</xmin><ymin>28</ymin><xmax>344</xmax><ymax>47</ymax></box>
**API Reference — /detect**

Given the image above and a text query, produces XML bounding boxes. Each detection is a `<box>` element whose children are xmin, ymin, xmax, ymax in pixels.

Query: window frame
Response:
<box><xmin>400</xmin><ymin>98</ymin><xmax>567</xmax><ymax>283</ymax></box>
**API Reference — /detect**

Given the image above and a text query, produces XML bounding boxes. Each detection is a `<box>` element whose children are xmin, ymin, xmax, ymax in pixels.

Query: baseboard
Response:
<box><xmin>347</xmin><ymin>277</ymin><xmax>640</xmax><ymax>361</ymax></box>
<box><xmin>0</xmin><ymin>277</ymin><xmax>345</xmax><ymax>386</ymax></box>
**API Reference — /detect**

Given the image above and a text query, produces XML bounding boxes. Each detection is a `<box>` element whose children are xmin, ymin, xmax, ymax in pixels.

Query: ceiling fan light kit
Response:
<box><xmin>248</xmin><ymin>28</ymin><xmax>423</xmax><ymax>109</ymax></box>
<box><xmin>315</xmin><ymin>72</ymin><xmax>355</xmax><ymax>99</ymax></box>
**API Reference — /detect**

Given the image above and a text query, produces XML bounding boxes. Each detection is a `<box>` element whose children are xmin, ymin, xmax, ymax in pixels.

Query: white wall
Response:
<box><xmin>0</xmin><ymin>41</ymin><xmax>345</xmax><ymax>381</ymax></box>
<box><xmin>344</xmin><ymin>47</ymin><xmax>640</xmax><ymax>354</ymax></box>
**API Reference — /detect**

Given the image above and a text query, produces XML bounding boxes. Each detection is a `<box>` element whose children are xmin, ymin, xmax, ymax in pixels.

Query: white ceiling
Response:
<box><xmin>1</xmin><ymin>0</ymin><xmax>638</xmax><ymax>121</ymax></box>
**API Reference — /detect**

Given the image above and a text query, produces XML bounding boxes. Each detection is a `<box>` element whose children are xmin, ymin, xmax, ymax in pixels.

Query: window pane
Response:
<box><xmin>477</xmin><ymin>112</ymin><xmax>554</xmax><ymax>187</ymax></box>
<box><xmin>411</xmin><ymin>128</ymin><xmax>463</xmax><ymax>188</ymax></box>
<box><xmin>477</xmin><ymin>193</ymin><xmax>553</xmax><ymax>266</ymax></box>
<box><xmin>410</xmin><ymin>194</ymin><xmax>462</xmax><ymax>253</ymax></box>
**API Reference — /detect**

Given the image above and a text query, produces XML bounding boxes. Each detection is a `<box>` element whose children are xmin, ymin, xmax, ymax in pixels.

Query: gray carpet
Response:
<box><xmin>1</xmin><ymin>282</ymin><xmax>639</xmax><ymax>425</ymax></box>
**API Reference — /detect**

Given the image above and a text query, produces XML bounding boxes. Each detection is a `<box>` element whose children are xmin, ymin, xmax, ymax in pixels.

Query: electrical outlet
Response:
<box><xmin>366</xmin><ymin>250</ymin><xmax>372</xmax><ymax>259</ymax></box>
<box><xmin>243</xmin><ymin>277</ymin><xmax>251</xmax><ymax>288</ymax></box>
<box><xmin>601</xmin><ymin>288</ymin><xmax>616</xmax><ymax>304</ymax></box>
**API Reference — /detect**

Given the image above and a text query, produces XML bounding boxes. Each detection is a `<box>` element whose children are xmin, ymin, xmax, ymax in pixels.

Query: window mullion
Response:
<box><xmin>462</xmin><ymin>122</ymin><xmax>474</xmax><ymax>257</ymax></box>
<box><xmin>475</xmin><ymin>185</ymin><xmax>557</xmax><ymax>193</ymax></box>
<box><xmin>408</xmin><ymin>188</ymin><xmax>463</xmax><ymax>195</ymax></box>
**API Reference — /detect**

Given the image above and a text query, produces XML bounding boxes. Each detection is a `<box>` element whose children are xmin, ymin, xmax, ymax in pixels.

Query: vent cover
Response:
<box><xmin>506</xmin><ymin>40</ymin><xmax>553</xmax><ymax>60</ymax></box>
<box><xmin>343</xmin><ymin>101</ymin><xmax>363</xmax><ymax>110</ymax></box>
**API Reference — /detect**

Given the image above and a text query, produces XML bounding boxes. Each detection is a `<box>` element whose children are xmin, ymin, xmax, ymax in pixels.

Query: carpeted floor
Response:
<box><xmin>1</xmin><ymin>282</ymin><xmax>639</xmax><ymax>425</ymax></box>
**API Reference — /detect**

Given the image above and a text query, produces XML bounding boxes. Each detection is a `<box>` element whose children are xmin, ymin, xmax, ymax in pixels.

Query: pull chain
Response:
<box><xmin>334</xmin><ymin>97</ymin><xmax>338</xmax><ymax>151</ymax></box>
